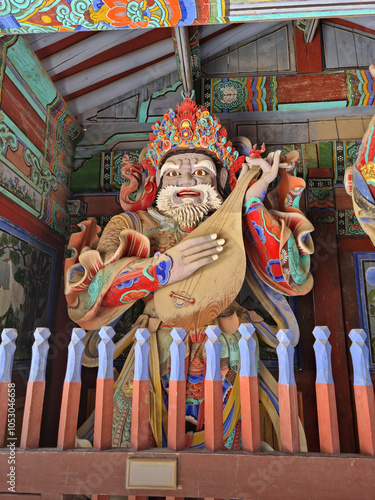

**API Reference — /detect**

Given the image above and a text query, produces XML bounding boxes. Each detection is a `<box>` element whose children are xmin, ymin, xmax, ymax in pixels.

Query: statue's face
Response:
<box><xmin>159</xmin><ymin>153</ymin><xmax>220</xmax><ymax>204</ymax></box>
<box><xmin>155</xmin><ymin>152</ymin><xmax>226</xmax><ymax>228</ymax></box>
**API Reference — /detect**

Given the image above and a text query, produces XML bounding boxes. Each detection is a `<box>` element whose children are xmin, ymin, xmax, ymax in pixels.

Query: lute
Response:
<box><xmin>154</xmin><ymin>167</ymin><xmax>261</xmax><ymax>330</ymax></box>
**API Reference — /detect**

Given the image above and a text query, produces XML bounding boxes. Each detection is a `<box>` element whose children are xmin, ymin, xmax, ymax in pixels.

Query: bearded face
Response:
<box><xmin>155</xmin><ymin>153</ymin><xmax>226</xmax><ymax>228</ymax></box>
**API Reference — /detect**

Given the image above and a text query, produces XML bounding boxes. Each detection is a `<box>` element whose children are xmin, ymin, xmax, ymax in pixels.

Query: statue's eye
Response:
<box><xmin>166</xmin><ymin>170</ymin><xmax>180</xmax><ymax>177</ymax></box>
<box><xmin>194</xmin><ymin>169</ymin><xmax>207</xmax><ymax>176</ymax></box>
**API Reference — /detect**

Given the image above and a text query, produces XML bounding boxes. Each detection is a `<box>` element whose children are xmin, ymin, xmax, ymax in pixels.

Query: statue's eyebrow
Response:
<box><xmin>195</xmin><ymin>159</ymin><xmax>216</xmax><ymax>175</ymax></box>
<box><xmin>160</xmin><ymin>161</ymin><xmax>179</xmax><ymax>177</ymax></box>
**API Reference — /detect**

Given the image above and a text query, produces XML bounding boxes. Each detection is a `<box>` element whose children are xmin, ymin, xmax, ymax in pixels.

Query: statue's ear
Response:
<box><xmin>156</xmin><ymin>169</ymin><xmax>161</xmax><ymax>186</ymax></box>
<box><xmin>219</xmin><ymin>167</ymin><xmax>228</xmax><ymax>188</ymax></box>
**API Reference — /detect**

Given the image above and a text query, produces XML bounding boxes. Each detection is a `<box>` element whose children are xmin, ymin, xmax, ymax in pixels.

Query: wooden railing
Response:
<box><xmin>0</xmin><ymin>323</ymin><xmax>375</xmax><ymax>499</ymax></box>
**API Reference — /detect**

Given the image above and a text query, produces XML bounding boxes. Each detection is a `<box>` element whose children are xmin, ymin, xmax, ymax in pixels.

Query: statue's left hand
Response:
<box><xmin>242</xmin><ymin>150</ymin><xmax>281</xmax><ymax>203</ymax></box>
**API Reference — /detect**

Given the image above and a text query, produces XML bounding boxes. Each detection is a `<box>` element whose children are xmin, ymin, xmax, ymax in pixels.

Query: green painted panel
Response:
<box><xmin>318</xmin><ymin>142</ymin><xmax>334</xmax><ymax>170</ymax></box>
<box><xmin>278</xmin><ymin>101</ymin><xmax>348</xmax><ymax>111</ymax></box>
<box><xmin>7</xmin><ymin>37</ymin><xmax>56</xmax><ymax>108</ymax></box>
<box><xmin>70</xmin><ymin>154</ymin><xmax>101</xmax><ymax>193</ymax></box>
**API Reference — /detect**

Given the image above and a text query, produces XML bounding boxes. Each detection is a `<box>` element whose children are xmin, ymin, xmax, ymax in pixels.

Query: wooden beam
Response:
<box><xmin>172</xmin><ymin>27</ymin><xmax>193</xmax><ymax>96</ymax></box>
<box><xmin>2</xmin><ymin>449</ymin><xmax>375</xmax><ymax>498</ymax></box>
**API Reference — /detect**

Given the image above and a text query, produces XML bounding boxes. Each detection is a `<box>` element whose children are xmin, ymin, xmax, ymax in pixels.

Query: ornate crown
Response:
<box><xmin>144</xmin><ymin>98</ymin><xmax>242</xmax><ymax>181</ymax></box>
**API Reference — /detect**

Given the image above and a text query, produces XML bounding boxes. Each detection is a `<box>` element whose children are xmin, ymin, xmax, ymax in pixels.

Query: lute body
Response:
<box><xmin>154</xmin><ymin>167</ymin><xmax>260</xmax><ymax>330</ymax></box>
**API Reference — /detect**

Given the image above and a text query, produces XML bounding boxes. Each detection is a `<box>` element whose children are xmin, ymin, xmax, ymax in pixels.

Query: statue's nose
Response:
<box><xmin>179</xmin><ymin>172</ymin><xmax>196</xmax><ymax>186</ymax></box>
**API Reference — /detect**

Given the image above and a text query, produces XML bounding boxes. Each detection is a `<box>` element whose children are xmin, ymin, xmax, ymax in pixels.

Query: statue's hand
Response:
<box><xmin>243</xmin><ymin>150</ymin><xmax>281</xmax><ymax>203</ymax></box>
<box><xmin>163</xmin><ymin>234</ymin><xmax>225</xmax><ymax>285</ymax></box>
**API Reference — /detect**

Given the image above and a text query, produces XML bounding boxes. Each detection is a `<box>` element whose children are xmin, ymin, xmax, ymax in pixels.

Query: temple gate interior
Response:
<box><xmin>1</xmin><ymin>7</ymin><xmax>375</xmax><ymax>497</ymax></box>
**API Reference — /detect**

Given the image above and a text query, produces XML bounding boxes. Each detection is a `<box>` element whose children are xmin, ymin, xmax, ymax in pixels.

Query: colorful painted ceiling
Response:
<box><xmin>0</xmin><ymin>0</ymin><xmax>374</xmax><ymax>33</ymax></box>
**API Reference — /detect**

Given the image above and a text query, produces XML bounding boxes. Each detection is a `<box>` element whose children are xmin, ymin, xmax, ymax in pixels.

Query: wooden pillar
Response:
<box><xmin>349</xmin><ymin>329</ymin><xmax>375</xmax><ymax>456</ymax></box>
<box><xmin>168</xmin><ymin>327</ymin><xmax>187</xmax><ymax>451</ymax></box>
<box><xmin>131</xmin><ymin>328</ymin><xmax>151</xmax><ymax>451</ymax></box>
<box><xmin>57</xmin><ymin>328</ymin><xmax>85</xmax><ymax>450</ymax></box>
<box><xmin>238</xmin><ymin>323</ymin><xmax>261</xmax><ymax>452</ymax></box>
<box><xmin>92</xmin><ymin>326</ymin><xmax>115</xmax><ymax>500</ymax></box>
<box><xmin>20</xmin><ymin>328</ymin><xmax>51</xmax><ymax>449</ymax></box>
<box><xmin>204</xmin><ymin>325</ymin><xmax>223</xmax><ymax>452</ymax></box>
<box><xmin>313</xmin><ymin>326</ymin><xmax>340</xmax><ymax>454</ymax></box>
<box><xmin>0</xmin><ymin>329</ymin><xmax>17</xmax><ymax>447</ymax></box>
<box><xmin>276</xmin><ymin>329</ymin><xmax>300</xmax><ymax>454</ymax></box>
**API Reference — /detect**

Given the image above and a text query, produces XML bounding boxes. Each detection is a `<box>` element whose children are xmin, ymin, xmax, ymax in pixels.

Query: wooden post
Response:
<box><xmin>276</xmin><ymin>329</ymin><xmax>300</xmax><ymax>454</ymax></box>
<box><xmin>168</xmin><ymin>327</ymin><xmax>187</xmax><ymax>451</ymax></box>
<box><xmin>131</xmin><ymin>328</ymin><xmax>151</xmax><ymax>451</ymax></box>
<box><xmin>313</xmin><ymin>326</ymin><xmax>340</xmax><ymax>455</ymax></box>
<box><xmin>57</xmin><ymin>328</ymin><xmax>86</xmax><ymax>450</ymax></box>
<box><xmin>0</xmin><ymin>328</ymin><xmax>17</xmax><ymax>447</ymax></box>
<box><xmin>20</xmin><ymin>328</ymin><xmax>50</xmax><ymax>449</ymax></box>
<box><xmin>349</xmin><ymin>329</ymin><xmax>375</xmax><ymax>456</ymax></box>
<box><xmin>92</xmin><ymin>326</ymin><xmax>115</xmax><ymax>500</ymax></box>
<box><xmin>93</xmin><ymin>326</ymin><xmax>115</xmax><ymax>450</ymax></box>
<box><xmin>238</xmin><ymin>323</ymin><xmax>261</xmax><ymax>452</ymax></box>
<box><xmin>204</xmin><ymin>325</ymin><xmax>223</xmax><ymax>452</ymax></box>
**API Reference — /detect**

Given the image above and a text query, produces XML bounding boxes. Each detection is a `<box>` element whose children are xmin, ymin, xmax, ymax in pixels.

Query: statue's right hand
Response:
<box><xmin>164</xmin><ymin>233</ymin><xmax>225</xmax><ymax>285</ymax></box>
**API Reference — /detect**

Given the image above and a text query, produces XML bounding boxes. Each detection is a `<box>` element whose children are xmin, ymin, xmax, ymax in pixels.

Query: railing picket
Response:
<box><xmin>349</xmin><ymin>329</ymin><xmax>375</xmax><ymax>456</ymax></box>
<box><xmin>57</xmin><ymin>328</ymin><xmax>86</xmax><ymax>450</ymax></box>
<box><xmin>0</xmin><ymin>328</ymin><xmax>17</xmax><ymax>447</ymax></box>
<box><xmin>276</xmin><ymin>329</ymin><xmax>300</xmax><ymax>454</ymax></box>
<box><xmin>168</xmin><ymin>327</ymin><xmax>187</xmax><ymax>451</ymax></box>
<box><xmin>93</xmin><ymin>326</ymin><xmax>115</xmax><ymax>451</ymax></box>
<box><xmin>238</xmin><ymin>323</ymin><xmax>261</xmax><ymax>452</ymax></box>
<box><xmin>313</xmin><ymin>326</ymin><xmax>340</xmax><ymax>454</ymax></box>
<box><xmin>204</xmin><ymin>325</ymin><xmax>223</xmax><ymax>452</ymax></box>
<box><xmin>20</xmin><ymin>328</ymin><xmax>51</xmax><ymax>449</ymax></box>
<box><xmin>92</xmin><ymin>326</ymin><xmax>115</xmax><ymax>500</ymax></box>
<box><xmin>131</xmin><ymin>328</ymin><xmax>151</xmax><ymax>451</ymax></box>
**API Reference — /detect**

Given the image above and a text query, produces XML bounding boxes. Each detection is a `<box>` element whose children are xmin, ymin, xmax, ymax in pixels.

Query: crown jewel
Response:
<box><xmin>144</xmin><ymin>98</ymin><xmax>240</xmax><ymax>172</ymax></box>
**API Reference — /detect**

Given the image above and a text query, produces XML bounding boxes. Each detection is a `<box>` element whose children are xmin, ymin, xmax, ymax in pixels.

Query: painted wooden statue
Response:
<box><xmin>65</xmin><ymin>98</ymin><xmax>314</xmax><ymax>449</ymax></box>
<box><xmin>345</xmin><ymin>64</ymin><xmax>375</xmax><ymax>246</ymax></box>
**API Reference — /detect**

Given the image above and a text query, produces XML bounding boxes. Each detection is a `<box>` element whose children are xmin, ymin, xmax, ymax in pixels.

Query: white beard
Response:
<box><xmin>156</xmin><ymin>184</ymin><xmax>222</xmax><ymax>228</ymax></box>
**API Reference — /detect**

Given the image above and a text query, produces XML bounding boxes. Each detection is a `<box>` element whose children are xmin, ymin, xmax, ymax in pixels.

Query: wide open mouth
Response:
<box><xmin>176</xmin><ymin>190</ymin><xmax>201</xmax><ymax>198</ymax></box>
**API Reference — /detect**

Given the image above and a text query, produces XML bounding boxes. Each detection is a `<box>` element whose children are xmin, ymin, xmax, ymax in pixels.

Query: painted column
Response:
<box><xmin>313</xmin><ymin>326</ymin><xmax>340</xmax><ymax>454</ymax></box>
<box><xmin>276</xmin><ymin>329</ymin><xmax>300</xmax><ymax>454</ymax></box>
<box><xmin>204</xmin><ymin>325</ymin><xmax>223</xmax><ymax>452</ymax></box>
<box><xmin>168</xmin><ymin>327</ymin><xmax>187</xmax><ymax>451</ymax></box>
<box><xmin>57</xmin><ymin>328</ymin><xmax>86</xmax><ymax>450</ymax></box>
<box><xmin>131</xmin><ymin>328</ymin><xmax>151</xmax><ymax>451</ymax></box>
<box><xmin>0</xmin><ymin>328</ymin><xmax>17</xmax><ymax>447</ymax></box>
<box><xmin>20</xmin><ymin>328</ymin><xmax>51</xmax><ymax>449</ymax></box>
<box><xmin>238</xmin><ymin>323</ymin><xmax>261</xmax><ymax>452</ymax></box>
<box><xmin>349</xmin><ymin>329</ymin><xmax>375</xmax><ymax>455</ymax></box>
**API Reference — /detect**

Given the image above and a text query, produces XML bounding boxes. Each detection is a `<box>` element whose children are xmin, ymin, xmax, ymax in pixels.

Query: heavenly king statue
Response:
<box><xmin>65</xmin><ymin>98</ymin><xmax>314</xmax><ymax>449</ymax></box>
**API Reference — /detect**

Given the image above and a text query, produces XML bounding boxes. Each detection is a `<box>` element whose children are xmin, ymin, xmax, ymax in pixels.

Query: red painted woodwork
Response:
<box><xmin>57</xmin><ymin>381</ymin><xmax>81</xmax><ymax>450</ymax></box>
<box><xmin>35</xmin><ymin>32</ymin><xmax>95</xmax><ymax>60</ymax></box>
<box><xmin>52</xmin><ymin>29</ymin><xmax>172</xmax><ymax>82</ymax></box>
<box><xmin>93</xmin><ymin>377</ymin><xmax>113</xmax><ymax>450</ymax></box>
<box><xmin>294</xmin><ymin>25</ymin><xmax>323</xmax><ymax>74</ymax></box>
<box><xmin>0</xmin><ymin>382</ymin><xmax>9</xmax><ymax>447</ymax></box>
<box><xmin>308</xmin><ymin>168</ymin><xmax>333</xmax><ymax>179</ymax></box>
<box><xmin>312</xmin><ymin>223</ymin><xmax>356</xmax><ymax>452</ymax></box>
<box><xmin>3</xmin><ymin>449</ymin><xmax>375</xmax><ymax>498</ymax></box>
<box><xmin>131</xmin><ymin>379</ymin><xmax>150</xmax><ymax>451</ymax></box>
<box><xmin>353</xmin><ymin>385</ymin><xmax>375</xmax><ymax>456</ymax></box>
<box><xmin>315</xmin><ymin>383</ymin><xmax>340</xmax><ymax>454</ymax></box>
<box><xmin>168</xmin><ymin>379</ymin><xmax>186</xmax><ymax>451</ymax></box>
<box><xmin>327</xmin><ymin>17</ymin><xmax>375</xmax><ymax>36</ymax></box>
<box><xmin>204</xmin><ymin>379</ymin><xmax>223</xmax><ymax>452</ymax></box>
<box><xmin>75</xmin><ymin>195</ymin><xmax>121</xmax><ymax>218</ymax></box>
<box><xmin>64</xmin><ymin>53</ymin><xmax>174</xmax><ymax>102</ymax></box>
<box><xmin>1</xmin><ymin>74</ymin><xmax>45</xmax><ymax>152</ymax></box>
<box><xmin>277</xmin><ymin>74</ymin><xmax>346</xmax><ymax>104</ymax></box>
<box><xmin>20</xmin><ymin>381</ymin><xmax>45</xmax><ymax>448</ymax></box>
<box><xmin>239</xmin><ymin>375</ymin><xmax>261</xmax><ymax>452</ymax></box>
<box><xmin>278</xmin><ymin>384</ymin><xmax>300</xmax><ymax>454</ymax></box>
